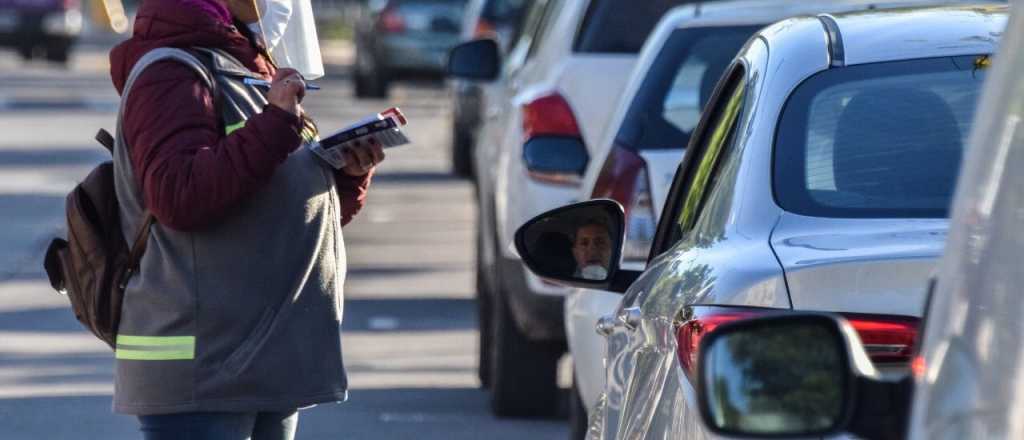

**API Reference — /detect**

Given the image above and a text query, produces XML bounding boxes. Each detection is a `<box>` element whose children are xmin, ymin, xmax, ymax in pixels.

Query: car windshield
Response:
<box><xmin>573</xmin><ymin>0</ymin><xmax>698</xmax><ymax>54</ymax></box>
<box><xmin>774</xmin><ymin>55</ymin><xmax>987</xmax><ymax>218</ymax></box>
<box><xmin>616</xmin><ymin>25</ymin><xmax>759</xmax><ymax>151</ymax></box>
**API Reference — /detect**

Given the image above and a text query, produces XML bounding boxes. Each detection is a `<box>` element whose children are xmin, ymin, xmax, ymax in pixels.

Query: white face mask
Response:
<box><xmin>580</xmin><ymin>264</ymin><xmax>608</xmax><ymax>281</ymax></box>
<box><xmin>250</xmin><ymin>0</ymin><xmax>325</xmax><ymax>79</ymax></box>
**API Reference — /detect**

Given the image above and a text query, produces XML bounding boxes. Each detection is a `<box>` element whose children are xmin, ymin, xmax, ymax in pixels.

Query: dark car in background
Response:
<box><xmin>354</xmin><ymin>0</ymin><xmax>468</xmax><ymax>98</ymax></box>
<box><xmin>450</xmin><ymin>0</ymin><xmax>531</xmax><ymax>178</ymax></box>
<box><xmin>0</xmin><ymin>0</ymin><xmax>82</xmax><ymax>64</ymax></box>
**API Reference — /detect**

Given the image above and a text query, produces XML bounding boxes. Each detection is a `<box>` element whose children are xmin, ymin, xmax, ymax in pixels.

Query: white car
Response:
<box><xmin>512</xmin><ymin>3</ymin><xmax>1004</xmax><ymax>438</ymax></box>
<box><xmin>448</xmin><ymin>0</ymin><xmax>694</xmax><ymax>417</ymax></box>
<box><xmin>693</xmin><ymin>6</ymin><xmax>1024</xmax><ymax>440</ymax></box>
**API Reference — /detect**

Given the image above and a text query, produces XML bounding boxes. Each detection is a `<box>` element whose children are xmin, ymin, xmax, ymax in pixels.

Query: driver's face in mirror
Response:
<box><xmin>572</xmin><ymin>223</ymin><xmax>612</xmax><ymax>280</ymax></box>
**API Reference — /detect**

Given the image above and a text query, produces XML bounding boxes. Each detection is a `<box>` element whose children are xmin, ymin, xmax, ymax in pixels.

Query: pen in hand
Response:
<box><xmin>244</xmin><ymin>77</ymin><xmax>321</xmax><ymax>91</ymax></box>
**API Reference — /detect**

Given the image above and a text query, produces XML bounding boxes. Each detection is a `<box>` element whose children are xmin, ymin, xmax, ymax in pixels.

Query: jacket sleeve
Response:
<box><xmin>333</xmin><ymin>169</ymin><xmax>374</xmax><ymax>227</ymax></box>
<box><xmin>123</xmin><ymin>61</ymin><xmax>304</xmax><ymax>231</ymax></box>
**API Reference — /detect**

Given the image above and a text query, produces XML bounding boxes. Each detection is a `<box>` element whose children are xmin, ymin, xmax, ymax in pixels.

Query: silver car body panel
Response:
<box><xmin>771</xmin><ymin>215</ymin><xmax>947</xmax><ymax>316</ymax></box>
<box><xmin>591</xmin><ymin>5</ymin><xmax>1007</xmax><ymax>440</ymax></box>
<box><xmin>907</xmin><ymin>5</ymin><xmax>1019</xmax><ymax>440</ymax></box>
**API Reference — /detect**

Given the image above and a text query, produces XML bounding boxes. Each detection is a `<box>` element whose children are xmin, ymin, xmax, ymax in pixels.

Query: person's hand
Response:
<box><xmin>267</xmin><ymin>68</ymin><xmax>305</xmax><ymax>117</ymax></box>
<box><xmin>342</xmin><ymin>137</ymin><xmax>385</xmax><ymax>176</ymax></box>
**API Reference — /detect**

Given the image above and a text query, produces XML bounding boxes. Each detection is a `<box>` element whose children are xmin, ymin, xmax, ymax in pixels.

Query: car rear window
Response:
<box><xmin>774</xmin><ymin>55</ymin><xmax>987</xmax><ymax>218</ymax></box>
<box><xmin>572</xmin><ymin>0</ymin><xmax>695</xmax><ymax>54</ymax></box>
<box><xmin>615</xmin><ymin>25</ymin><xmax>758</xmax><ymax>151</ymax></box>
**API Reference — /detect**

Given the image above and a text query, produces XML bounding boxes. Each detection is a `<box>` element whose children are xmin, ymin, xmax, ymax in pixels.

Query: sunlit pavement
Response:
<box><xmin>0</xmin><ymin>40</ymin><xmax>567</xmax><ymax>439</ymax></box>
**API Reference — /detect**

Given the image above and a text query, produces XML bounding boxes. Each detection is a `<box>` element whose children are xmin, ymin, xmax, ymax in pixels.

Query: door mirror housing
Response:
<box><xmin>447</xmin><ymin>39</ymin><xmax>501</xmax><ymax>81</ymax></box>
<box><xmin>696</xmin><ymin>313</ymin><xmax>912</xmax><ymax>440</ymax></box>
<box><xmin>514</xmin><ymin>200</ymin><xmax>629</xmax><ymax>291</ymax></box>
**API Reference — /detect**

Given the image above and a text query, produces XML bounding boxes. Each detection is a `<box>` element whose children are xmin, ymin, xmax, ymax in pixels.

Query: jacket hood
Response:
<box><xmin>110</xmin><ymin>0</ymin><xmax>272</xmax><ymax>94</ymax></box>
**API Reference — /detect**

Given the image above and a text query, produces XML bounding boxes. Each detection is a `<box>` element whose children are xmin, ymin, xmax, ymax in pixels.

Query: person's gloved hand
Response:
<box><xmin>342</xmin><ymin>137</ymin><xmax>385</xmax><ymax>176</ymax></box>
<box><xmin>267</xmin><ymin>68</ymin><xmax>306</xmax><ymax>117</ymax></box>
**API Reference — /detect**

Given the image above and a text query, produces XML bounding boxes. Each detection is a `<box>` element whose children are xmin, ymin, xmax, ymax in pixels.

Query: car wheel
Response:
<box><xmin>489</xmin><ymin>292</ymin><xmax>561</xmax><ymax>418</ymax></box>
<box><xmin>569</xmin><ymin>377</ymin><xmax>588</xmax><ymax>440</ymax></box>
<box><xmin>17</xmin><ymin>45</ymin><xmax>33</xmax><ymax>61</ymax></box>
<box><xmin>452</xmin><ymin>123</ymin><xmax>474</xmax><ymax>179</ymax></box>
<box><xmin>476</xmin><ymin>219</ymin><xmax>494</xmax><ymax>388</ymax></box>
<box><xmin>45</xmin><ymin>41</ymin><xmax>70</xmax><ymax>65</ymax></box>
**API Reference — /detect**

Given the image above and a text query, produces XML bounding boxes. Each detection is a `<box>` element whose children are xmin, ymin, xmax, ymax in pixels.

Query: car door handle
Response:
<box><xmin>596</xmin><ymin>314</ymin><xmax>617</xmax><ymax>336</ymax></box>
<box><xmin>619</xmin><ymin>307</ymin><xmax>643</xmax><ymax>331</ymax></box>
<box><xmin>596</xmin><ymin>307</ymin><xmax>643</xmax><ymax>336</ymax></box>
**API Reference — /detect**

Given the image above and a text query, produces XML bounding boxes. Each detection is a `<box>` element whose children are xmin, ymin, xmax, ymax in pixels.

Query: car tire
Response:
<box><xmin>489</xmin><ymin>292</ymin><xmax>562</xmax><ymax>418</ymax></box>
<box><xmin>353</xmin><ymin>51</ymin><xmax>390</xmax><ymax>99</ymax></box>
<box><xmin>569</xmin><ymin>378</ymin><xmax>588</xmax><ymax>440</ymax></box>
<box><xmin>476</xmin><ymin>222</ymin><xmax>493</xmax><ymax>389</ymax></box>
<box><xmin>17</xmin><ymin>45</ymin><xmax>33</xmax><ymax>61</ymax></box>
<box><xmin>452</xmin><ymin>123</ymin><xmax>474</xmax><ymax>179</ymax></box>
<box><xmin>45</xmin><ymin>41</ymin><xmax>70</xmax><ymax>65</ymax></box>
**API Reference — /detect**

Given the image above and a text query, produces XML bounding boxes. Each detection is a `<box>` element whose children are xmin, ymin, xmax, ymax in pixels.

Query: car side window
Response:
<box><xmin>505</xmin><ymin>0</ymin><xmax>556</xmax><ymax>72</ymax></box>
<box><xmin>652</xmin><ymin>66</ymin><xmax>748</xmax><ymax>255</ymax></box>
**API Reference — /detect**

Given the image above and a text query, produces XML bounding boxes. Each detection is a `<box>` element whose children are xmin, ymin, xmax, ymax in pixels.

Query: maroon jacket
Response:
<box><xmin>109</xmin><ymin>1</ymin><xmax>372</xmax><ymax>231</ymax></box>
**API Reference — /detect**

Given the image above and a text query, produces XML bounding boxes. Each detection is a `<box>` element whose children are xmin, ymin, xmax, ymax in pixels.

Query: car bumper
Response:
<box><xmin>498</xmin><ymin>255</ymin><xmax>566</xmax><ymax>342</ymax></box>
<box><xmin>0</xmin><ymin>9</ymin><xmax>82</xmax><ymax>45</ymax></box>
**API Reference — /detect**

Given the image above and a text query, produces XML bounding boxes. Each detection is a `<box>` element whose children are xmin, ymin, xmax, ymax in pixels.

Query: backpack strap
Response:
<box><xmin>117</xmin><ymin>48</ymin><xmax>216</xmax><ymax>283</ymax></box>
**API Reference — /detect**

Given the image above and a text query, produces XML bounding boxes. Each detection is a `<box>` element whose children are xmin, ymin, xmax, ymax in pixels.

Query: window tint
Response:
<box><xmin>616</xmin><ymin>26</ymin><xmax>758</xmax><ymax>151</ymax></box>
<box><xmin>662</xmin><ymin>68</ymin><xmax>746</xmax><ymax>247</ymax></box>
<box><xmin>573</xmin><ymin>0</ymin><xmax>694</xmax><ymax>54</ymax></box>
<box><xmin>775</xmin><ymin>56</ymin><xmax>986</xmax><ymax>218</ymax></box>
<box><xmin>482</xmin><ymin>0</ymin><xmax>530</xmax><ymax>24</ymax></box>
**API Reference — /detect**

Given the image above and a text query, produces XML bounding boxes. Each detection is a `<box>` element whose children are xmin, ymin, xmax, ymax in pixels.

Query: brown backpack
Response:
<box><xmin>42</xmin><ymin>132</ymin><xmax>154</xmax><ymax>349</ymax></box>
<box><xmin>42</xmin><ymin>48</ymin><xmax>214</xmax><ymax>349</ymax></box>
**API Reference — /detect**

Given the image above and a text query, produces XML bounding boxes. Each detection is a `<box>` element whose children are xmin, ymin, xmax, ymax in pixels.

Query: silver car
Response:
<box><xmin>512</xmin><ymin>4</ymin><xmax>1005</xmax><ymax>439</ymax></box>
<box><xmin>692</xmin><ymin>5</ymin><xmax>1024</xmax><ymax>440</ymax></box>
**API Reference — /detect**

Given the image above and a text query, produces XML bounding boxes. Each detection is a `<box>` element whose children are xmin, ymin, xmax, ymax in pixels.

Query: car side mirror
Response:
<box><xmin>696</xmin><ymin>313</ymin><xmax>912</xmax><ymax>440</ymax></box>
<box><xmin>447</xmin><ymin>39</ymin><xmax>501</xmax><ymax>81</ymax></box>
<box><xmin>514</xmin><ymin>200</ymin><xmax>626</xmax><ymax>291</ymax></box>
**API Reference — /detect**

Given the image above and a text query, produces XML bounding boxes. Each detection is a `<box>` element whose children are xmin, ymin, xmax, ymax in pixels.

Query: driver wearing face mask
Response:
<box><xmin>107</xmin><ymin>1</ymin><xmax>379</xmax><ymax>439</ymax></box>
<box><xmin>572</xmin><ymin>221</ymin><xmax>613</xmax><ymax>281</ymax></box>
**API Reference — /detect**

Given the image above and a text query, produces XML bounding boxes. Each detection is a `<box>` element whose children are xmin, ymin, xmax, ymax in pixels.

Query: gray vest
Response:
<box><xmin>112</xmin><ymin>48</ymin><xmax>347</xmax><ymax>415</ymax></box>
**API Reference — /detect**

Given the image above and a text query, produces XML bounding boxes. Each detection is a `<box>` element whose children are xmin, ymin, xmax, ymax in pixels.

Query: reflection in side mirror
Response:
<box><xmin>697</xmin><ymin>314</ymin><xmax>915</xmax><ymax>440</ymax></box>
<box><xmin>447</xmin><ymin>39</ymin><xmax>501</xmax><ymax>81</ymax></box>
<box><xmin>514</xmin><ymin>200</ymin><xmax>625</xmax><ymax>288</ymax></box>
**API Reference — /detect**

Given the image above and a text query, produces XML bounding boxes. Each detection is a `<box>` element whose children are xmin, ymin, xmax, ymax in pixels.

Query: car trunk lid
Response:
<box><xmin>770</xmin><ymin>213</ymin><xmax>947</xmax><ymax>318</ymax></box>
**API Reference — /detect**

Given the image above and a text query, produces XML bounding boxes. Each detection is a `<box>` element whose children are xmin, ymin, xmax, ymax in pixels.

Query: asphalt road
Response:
<box><xmin>0</xmin><ymin>42</ymin><xmax>567</xmax><ymax>439</ymax></box>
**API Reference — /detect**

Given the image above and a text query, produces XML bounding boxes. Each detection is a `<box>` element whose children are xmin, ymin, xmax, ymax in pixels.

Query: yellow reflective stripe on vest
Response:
<box><xmin>115</xmin><ymin>335</ymin><xmax>195</xmax><ymax>360</ymax></box>
<box><xmin>225</xmin><ymin>120</ymin><xmax>246</xmax><ymax>135</ymax></box>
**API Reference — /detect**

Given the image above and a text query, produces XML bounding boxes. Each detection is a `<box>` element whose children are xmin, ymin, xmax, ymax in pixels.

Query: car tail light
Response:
<box><xmin>474</xmin><ymin>18</ymin><xmax>497</xmax><ymax>38</ymax></box>
<box><xmin>378</xmin><ymin>7</ymin><xmax>406</xmax><ymax>33</ymax></box>
<box><xmin>522</xmin><ymin>93</ymin><xmax>581</xmax><ymax>139</ymax></box>
<box><xmin>592</xmin><ymin>145</ymin><xmax>656</xmax><ymax>263</ymax></box>
<box><xmin>675</xmin><ymin>307</ymin><xmax>921</xmax><ymax>377</ymax></box>
<box><xmin>840</xmin><ymin>313</ymin><xmax>919</xmax><ymax>363</ymax></box>
<box><xmin>521</xmin><ymin>93</ymin><xmax>587</xmax><ymax>185</ymax></box>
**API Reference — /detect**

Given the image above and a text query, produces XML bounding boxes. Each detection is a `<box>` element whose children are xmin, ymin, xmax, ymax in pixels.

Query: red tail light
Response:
<box><xmin>474</xmin><ymin>19</ymin><xmax>497</xmax><ymax>38</ymax></box>
<box><xmin>676</xmin><ymin>307</ymin><xmax>768</xmax><ymax>376</ymax></box>
<box><xmin>522</xmin><ymin>93</ymin><xmax>581</xmax><ymax>140</ymax></box>
<box><xmin>591</xmin><ymin>145</ymin><xmax>656</xmax><ymax>263</ymax></box>
<box><xmin>675</xmin><ymin>307</ymin><xmax>920</xmax><ymax>377</ymax></box>
<box><xmin>379</xmin><ymin>8</ymin><xmax>406</xmax><ymax>33</ymax></box>
<box><xmin>841</xmin><ymin>313</ymin><xmax>919</xmax><ymax>363</ymax></box>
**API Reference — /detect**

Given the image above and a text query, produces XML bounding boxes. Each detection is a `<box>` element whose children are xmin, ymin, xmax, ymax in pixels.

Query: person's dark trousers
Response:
<box><xmin>137</xmin><ymin>410</ymin><xmax>299</xmax><ymax>440</ymax></box>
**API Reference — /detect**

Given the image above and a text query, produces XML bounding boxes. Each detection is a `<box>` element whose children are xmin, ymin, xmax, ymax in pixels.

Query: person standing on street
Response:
<box><xmin>107</xmin><ymin>1</ymin><xmax>383</xmax><ymax>438</ymax></box>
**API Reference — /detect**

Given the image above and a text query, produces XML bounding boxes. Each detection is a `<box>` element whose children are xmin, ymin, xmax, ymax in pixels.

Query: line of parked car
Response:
<box><xmin>447</xmin><ymin>0</ymin><xmax>1019</xmax><ymax>439</ymax></box>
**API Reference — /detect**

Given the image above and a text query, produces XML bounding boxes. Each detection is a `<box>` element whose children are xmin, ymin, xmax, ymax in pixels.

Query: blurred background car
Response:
<box><xmin>695</xmin><ymin>9</ymin><xmax>1024</xmax><ymax>438</ymax></box>
<box><xmin>0</xmin><ymin>0</ymin><xmax>83</xmax><ymax>64</ymax></box>
<box><xmin>450</xmin><ymin>0</ymin><xmax>531</xmax><ymax>178</ymax></box>
<box><xmin>448</xmin><ymin>0</ymin><xmax>697</xmax><ymax>419</ymax></box>
<box><xmin>353</xmin><ymin>0</ymin><xmax>468</xmax><ymax>98</ymax></box>
<box><xmin>513</xmin><ymin>3</ymin><xmax>1005</xmax><ymax>439</ymax></box>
